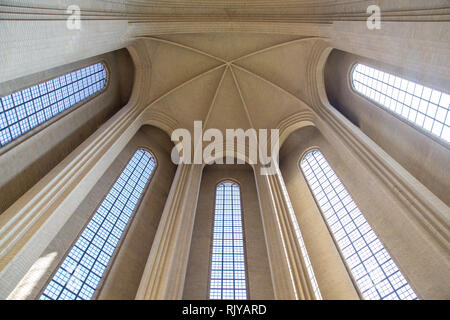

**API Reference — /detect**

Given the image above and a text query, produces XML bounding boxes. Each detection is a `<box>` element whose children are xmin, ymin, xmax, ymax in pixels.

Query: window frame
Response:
<box><xmin>0</xmin><ymin>60</ymin><xmax>110</xmax><ymax>155</ymax></box>
<box><xmin>38</xmin><ymin>147</ymin><xmax>157</xmax><ymax>300</ymax></box>
<box><xmin>207</xmin><ymin>179</ymin><xmax>250</xmax><ymax>300</ymax></box>
<box><xmin>278</xmin><ymin>163</ymin><xmax>322</xmax><ymax>300</ymax></box>
<box><xmin>349</xmin><ymin>62</ymin><xmax>450</xmax><ymax>148</ymax></box>
<box><xmin>299</xmin><ymin>147</ymin><xmax>364</xmax><ymax>299</ymax></box>
<box><xmin>299</xmin><ymin>148</ymin><xmax>418</xmax><ymax>300</ymax></box>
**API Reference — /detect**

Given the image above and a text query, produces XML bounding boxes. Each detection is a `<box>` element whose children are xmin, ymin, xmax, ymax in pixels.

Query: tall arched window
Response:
<box><xmin>209</xmin><ymin>182</ymin><xmax>247</xmax><ymax>300</ymax></box>
<box><xmin>300</xmin><ymin>149</ymin><xmax>417</xmax><ymax>300</ymax></box>
<box><xmin>40</xmin><ymin>149</ymin><xmax>156</xmax><ymax>300</ymax></box>
<box><xmin>0</xmin><ymin>62</ymin><xmax>107</xmax><ymax>148</ymax></box>
<box><xmin>351</xmin><ymin>63</ymin><xmax>449</xmax><ymax>143</ymax></box>
<box><xmin>279</xmin><ymin>170</ymin><xmax>322</xmax><ymax>299</ymax></box>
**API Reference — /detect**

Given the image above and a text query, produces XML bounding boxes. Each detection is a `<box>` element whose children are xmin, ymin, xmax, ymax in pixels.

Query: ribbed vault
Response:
<box><xmin>138</xmin><ymin>33</ymin><xmax>320</xmax><ymax>136</ymax></box>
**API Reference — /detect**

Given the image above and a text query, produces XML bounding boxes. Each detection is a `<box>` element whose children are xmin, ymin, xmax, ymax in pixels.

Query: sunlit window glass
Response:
<box><xmin>351</xmin><ymin>63</ymin><xmax>449</xmax><ymax>142</ymax></box>
<box><xmin>40</xmin><ymin>149</ymin><xmax>156</xmax><ymax>300</ymax></box>
<box><xmin>300</xmin><ymin>149</ymin><xmax>418</xmax><ymax>300</ymax></box>
<box><xmin>278</xmin><ymin>166</ymin><xmax>322</xmax><ymax>299</ymax></box>
<box><xmin>0</xmin><ymin>63</ymin><xmax>107</xmax><ymax>148</ymax></box>
<box><xmin>209</xmin><ymin>182</ymin><xmax>247</xmax><ymax>300</ymax></box>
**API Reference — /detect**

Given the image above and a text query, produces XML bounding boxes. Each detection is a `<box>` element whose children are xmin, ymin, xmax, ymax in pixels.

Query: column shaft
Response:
<box><xmin>136</xmin><ymin>163</ymin><xmax>203</xmax><ymax>299</ymax></box>
<box><xmin>254</xmin><ymin>166</ymin><xmax>316</xmax><ymax>299</ymax></box>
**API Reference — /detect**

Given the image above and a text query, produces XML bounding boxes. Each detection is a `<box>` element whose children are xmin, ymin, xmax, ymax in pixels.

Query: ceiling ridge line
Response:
<box><xmin>147</xmin><ymin>64</ymin><xmax>227</xmax><ymax>109</ymax></box>
<box><xmin>204</xmin><ymin>65</ymin><xmax>229</xmax><ymax>128</ymax></box>
<box><xmin>230</xmin><ymin>36</ymin><xmax>324</xmax><ymax>63</ymax></box>
<box><xmin>231</xmin><ymin>63</ymin><xmax>311</xmax><ymax>111</ymax></box>
<box><xmin>137</xmin><ymin>36</ymin><xmax>228</xmax><ymax>63</ymax></box>
<box><xmin>229</xmin><ymin>65</ymin><xmax>255</xmax><ymax>129</ymax></box>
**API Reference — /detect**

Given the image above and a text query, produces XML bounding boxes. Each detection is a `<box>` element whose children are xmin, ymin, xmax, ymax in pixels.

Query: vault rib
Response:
<box><xmin>231</xmin><ymin>63</ymin><xmax>312</xmax><ymax>111</ymax></box>
<box><xmin>137</xmin><ymin>36</ymin><xmax>228</xmax><ymax>63</ymax></box>
<box><xmin>143</xmin><ymin>34</ymin><xmax>320</xmax><ymax>127</ymax></box>
<box><xmin>204</xmin><ymin>65</ymin><xmax>229</xmax><ymax>127</ymax></box>
<box><xmin>147</xmin><ymin>64</ymin><xmax>227</xmax><ymax>109</ymax></box>
<box><xmin>229</xmin><ymin>65</ymin><xmax>255</xmax><ymax>129</ymax></box>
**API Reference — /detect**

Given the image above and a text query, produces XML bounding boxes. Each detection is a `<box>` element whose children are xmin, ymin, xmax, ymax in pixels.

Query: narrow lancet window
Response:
<box><xmin>209</xmin><ymin>182</ymin><xmax>247</xmax><ymax>300</ymax></box>
<box><xmin>300</xmin><ymin>150</ymin><xmax>417</xmax><ymax>300</ymax></box>
<box><xmin>0</xmin><ymin>63</ymin><xmax>107</xmax><ymax>148</ymax></box>
<box><xmin>40</xmin><ymin>149</ymin><xmax>156</xmax><ymax>300</ymax></box>
<box><xmin>351</xmin><ymin>63</ymin><xmax>449</xmax><ymax>143</ymax></box>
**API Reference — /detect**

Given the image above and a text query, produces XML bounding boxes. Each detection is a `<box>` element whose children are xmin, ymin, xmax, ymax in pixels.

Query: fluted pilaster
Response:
<box><xmin>136</xmin><ymin>163</ymin><xmax>203</xmax><ymax>299</ymax></box>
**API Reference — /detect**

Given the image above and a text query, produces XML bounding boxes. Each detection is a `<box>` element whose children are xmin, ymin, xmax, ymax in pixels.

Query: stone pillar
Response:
<box><xmin>253</xmin><ymin>165</ymin><xmax>317</xmax><ymax>300</ymax></box>
<box><xmin>135</xmin><ymin>163</ymin><xmax>203</xmax><ymax>299</ymax></box>
<box><xmin>0</xmin><ymin>99</ymin><xmax>144</xmax><ymax>299</ymax></box>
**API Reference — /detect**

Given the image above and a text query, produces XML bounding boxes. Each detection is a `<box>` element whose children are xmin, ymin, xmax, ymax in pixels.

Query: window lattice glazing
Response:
<box><xmin>40</xmin><ymin>149</ymin><xmax>156</xmax><ymax>300</ymax></box>
<box><xmin>277</xmin><ymin>166</ymin><xmax>322</xmax><ymax>299</ymax></box>
<box><xmin>209</xmin><ymin>182</ymin><xmax>247</xmax><ymax>300</ymax></box>
<box><xmin>351</xmin><ymin>63</ymin><xmax>450</xmax><ymax>143</ymax></box>
<box><xmin>300</xmin><ymin>150</ymin><xmax>417</xmax><ymax>300</ymax></box>
<box><xmin>0</xmin><ymin>63</ymin><xmax>107</xmax><ymax>148</ymax></box>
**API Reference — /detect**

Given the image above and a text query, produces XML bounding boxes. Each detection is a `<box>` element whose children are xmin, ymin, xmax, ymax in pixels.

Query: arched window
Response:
<box><xmin>0</xmin><ymin>62</ymin><xmax>107</xmax><ymax>148</ymax></box>
<box><xmin>209</xmin><ymin>182</ymin><xmax>247</xmax><ymax>300</ymax></box>
<box><xmin>351</xmin><ymin>63</ymin><xmax>449</xmax><ymax>143</ymax></box>
<box><xmin>40</xmin><ymin>149</ymin><xmax>156</xmax><ymax>300</ymax></box>
<box><xmin>300</xmin><ymin>149</ymin><xmax>417</xmax><ymax>300</ymax></box>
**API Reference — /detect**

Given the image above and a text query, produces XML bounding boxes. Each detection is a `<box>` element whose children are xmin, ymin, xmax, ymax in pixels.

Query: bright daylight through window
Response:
<box><xmin>0</xmin><ymin>63</ymin><xmax>107</xmax><ymax>148</ymax></box>
<box><xmin>352</xmin><ymin>63</ymin><xmax>449</xmax><ymax>143</ymax></box>
<box><xmin>40</xmin><ymin>149</ymin><xmax>156</xmax><ymax>300</ymax></box>
<box><xmin>209</xmin><ymin>182</ymin><xmax>247</xmax><ymax>300</ymax></box>
<box><xmin>301</xmin><ymin>150</ymin><xmax>418</xmax><ymax>300</ymax></box>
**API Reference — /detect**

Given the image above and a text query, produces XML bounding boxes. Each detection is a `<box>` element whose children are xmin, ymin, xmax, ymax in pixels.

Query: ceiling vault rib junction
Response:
<box><xmin>140</xmin><ymin>34</ymin><xmax>319</xmax><ymax>130</ymax></box>
<box><xmin>138</xmin><ymin>35</ymin><xmax>324</xmax><ymax>65</ymax></box>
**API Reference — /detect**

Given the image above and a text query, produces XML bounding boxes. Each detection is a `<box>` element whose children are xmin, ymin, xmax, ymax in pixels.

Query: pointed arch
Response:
<box><xmin>40</xmin><ymin>148</ymin><xmax>157</xmax><ymax>300</ymax></box>
<box><xmin>209</xmin><ymin>180</ymin><xmax>248</xmax><ymax>300</ymax></box>
<box><xmin>300</xmin><ymin>149</ymin><xmax>417</xmax><ymax>300</ymax></box>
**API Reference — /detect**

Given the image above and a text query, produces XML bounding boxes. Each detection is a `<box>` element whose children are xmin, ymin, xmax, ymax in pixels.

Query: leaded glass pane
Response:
<box><xmin>351</xmin><ymin>63</ymin><xmax>449</xmax><ymax>143</ymax></box>
<box><xmin>0</xmin><ymin>63</ymin><xmax>107</xmax><ymax>147</ymax></box>
<box><xmin>300</xmin><ymin>150</ymin><xmax>417</xmax><ymax>300</ymax></box>
<box><xmin>209</xmin><ymin>182</ymin><xmax>247</xmax><ymax>300</ymax></box>
<box><xmin>40</xmin><ymin>149</ymin><xmax>156</xmax><ymax>300</ymax></box>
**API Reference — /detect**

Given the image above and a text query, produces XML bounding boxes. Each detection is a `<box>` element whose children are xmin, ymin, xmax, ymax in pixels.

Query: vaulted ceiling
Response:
<box><xmin>138</xmin><ymin>33</ymin><xmax>321</xmax><ymax>135</ymax></box>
